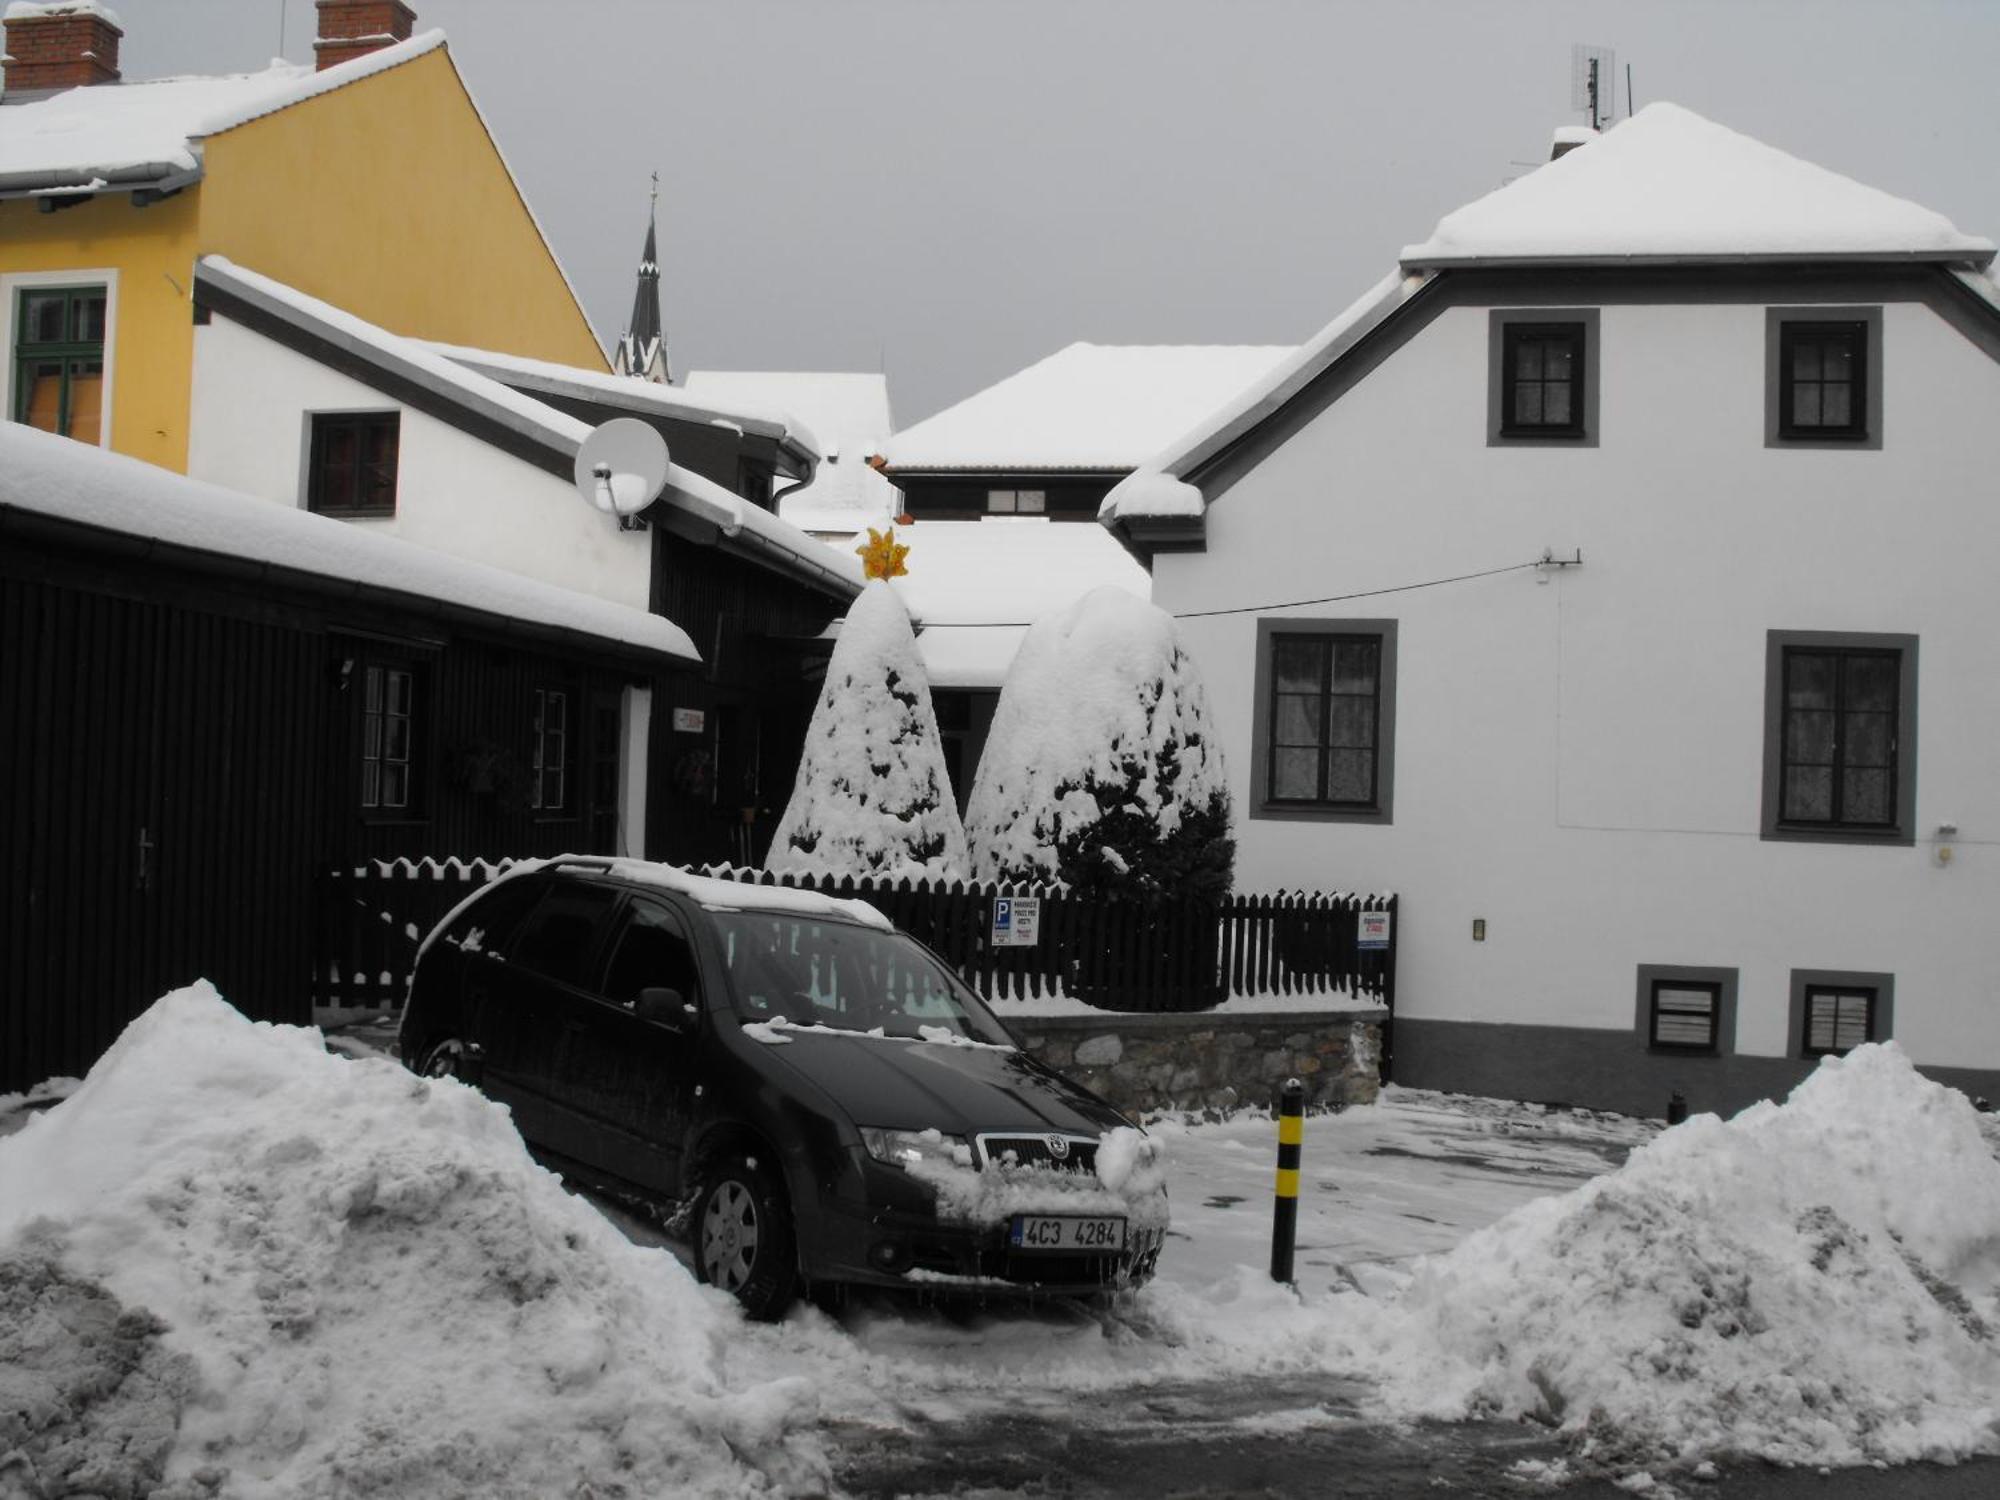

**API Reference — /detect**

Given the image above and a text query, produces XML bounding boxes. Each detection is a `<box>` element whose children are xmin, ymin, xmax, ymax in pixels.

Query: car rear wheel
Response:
<box><xmin>416</xmin><ymin>1036</ymin><xmax>469</xmax><ymax>1080</ymax></box>
<box><xmin>695</xmin><ymin>1155</ymin><xmax>799</xmax><ymax>1321</ymax></box>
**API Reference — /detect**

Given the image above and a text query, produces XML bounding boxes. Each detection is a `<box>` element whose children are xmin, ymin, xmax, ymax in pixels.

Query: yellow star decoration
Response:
<box><xmin>856</xmin><ymin>526</ymin><xmax>910</xmax><ymax>581</ymax></box>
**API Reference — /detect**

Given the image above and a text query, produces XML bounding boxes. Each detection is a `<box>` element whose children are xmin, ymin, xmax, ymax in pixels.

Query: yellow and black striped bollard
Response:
<box><xmin>1270</xmin><ymin>1077</ymin><xmax>1304</xmax><ymax>1284</ymax></box>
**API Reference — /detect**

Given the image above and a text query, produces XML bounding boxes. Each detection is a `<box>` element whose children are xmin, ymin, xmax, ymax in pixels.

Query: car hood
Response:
<box><xmin>744</xmin><ymin>1030</ymin><xmax>1127</xmax><ymax>1137</ymax></box>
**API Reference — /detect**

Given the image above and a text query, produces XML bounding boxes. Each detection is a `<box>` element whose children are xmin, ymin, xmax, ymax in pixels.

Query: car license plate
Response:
<box><xmin>1009</xmin><ymin>1214</ymin><xmax>1126</xmax><ymax>1252</ymax></box>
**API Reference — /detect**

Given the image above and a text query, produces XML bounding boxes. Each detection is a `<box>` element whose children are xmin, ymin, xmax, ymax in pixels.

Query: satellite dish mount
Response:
<box><xmin>574</xmin><ymin>417</ymin><xmax>671</xmax><ymax>532</ymax></box>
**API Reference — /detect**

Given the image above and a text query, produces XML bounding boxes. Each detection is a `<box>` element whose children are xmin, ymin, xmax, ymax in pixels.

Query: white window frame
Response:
<box><xmin>1</xmin><ymin>266</ymin><xmax>120</xmax><ymax>449</ymax></box>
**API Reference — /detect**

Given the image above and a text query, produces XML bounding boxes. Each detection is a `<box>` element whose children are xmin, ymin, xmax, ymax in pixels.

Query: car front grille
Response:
<box><xmin>973</xmin><ymin>1132</ymin><xmax>1098</xmax><ymax>1176</ymax></box>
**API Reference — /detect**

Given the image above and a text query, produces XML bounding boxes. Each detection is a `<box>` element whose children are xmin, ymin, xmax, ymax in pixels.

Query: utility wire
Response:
<box><xmin>918</xmin><ymin>557</ymin><xmax>1553</xmax><ymax>629</ymax></box>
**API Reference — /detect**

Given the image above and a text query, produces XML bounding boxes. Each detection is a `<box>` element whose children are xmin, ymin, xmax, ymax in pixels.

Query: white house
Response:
<box><xmin>1102</xmin><ymin>104</ymin><xmax>2000</xmax><ymax>1116</ymax></box>
<box><xmin>182</xmin><ymin>254</ymin><xmax>864</xmax><ymax>867</ymax></box>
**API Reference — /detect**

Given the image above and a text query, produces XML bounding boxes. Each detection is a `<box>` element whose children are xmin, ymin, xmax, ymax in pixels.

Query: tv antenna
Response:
<box><xmin>1571</xmin><ymin>44</ymin><xmax>1616</xmax><ymax>130</ymax></box>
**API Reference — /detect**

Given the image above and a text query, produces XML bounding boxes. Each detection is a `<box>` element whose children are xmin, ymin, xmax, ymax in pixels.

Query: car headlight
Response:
<box><xmin>860</xmin><ymin>1127</ymin><xmax>972</xmax><ymax>1171</ymax></box>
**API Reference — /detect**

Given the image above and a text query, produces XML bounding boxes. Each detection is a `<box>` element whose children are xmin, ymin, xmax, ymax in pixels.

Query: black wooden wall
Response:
<box><xmin>1</xmin><ymin>536</ymin><xmax>659</xmax><ymax>1093</ymax></box>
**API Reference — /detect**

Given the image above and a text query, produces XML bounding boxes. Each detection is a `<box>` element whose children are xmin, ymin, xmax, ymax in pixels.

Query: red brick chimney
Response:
<box><xmin>314</xmin><ymin>0</ymin><xmax>417</xmax><ymax>72</ymax></box>
<box><xmin>2</xmin><ymin>2</ymin><xmax>123</xmax><ymax>94</ymax></box>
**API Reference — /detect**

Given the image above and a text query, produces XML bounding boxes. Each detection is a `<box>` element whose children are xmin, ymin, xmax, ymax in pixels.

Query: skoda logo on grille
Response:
<box><xmin>1045</xmin><ymin>1135</ymin><xmax>1070</xmax><ymax>1159</ymax></box>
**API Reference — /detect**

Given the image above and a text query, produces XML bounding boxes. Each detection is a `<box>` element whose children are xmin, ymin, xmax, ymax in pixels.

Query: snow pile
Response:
<box><xmin>768</xmin><ymin>579</ymin><xmax>969</xmax><ymax>881</ymax></box>
<box><xmin>1365</xmin><ymin>1044</ymin><xmax>2000</xmax><ymax>1468</ymax></box>
<box><xmin>0</xmin><ymin>985</ymin><xmax>829</xmax><ymax>1498</ymax></box>
<box><xmin>965</xmin><ymin>586</ymin><xmax>1230</xmax><ymax>892</ymax></box>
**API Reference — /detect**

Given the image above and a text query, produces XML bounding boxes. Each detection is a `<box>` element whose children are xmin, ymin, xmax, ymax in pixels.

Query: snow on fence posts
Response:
<box><xmin>314</xmin><ymin>858</ymin><xmax>516</xmax><ymax>1012</ymax></box>
<box><xmin>693</xmin><ymin>864</ymin><xmax>1396</xmax><ymax>1014</ymax></box>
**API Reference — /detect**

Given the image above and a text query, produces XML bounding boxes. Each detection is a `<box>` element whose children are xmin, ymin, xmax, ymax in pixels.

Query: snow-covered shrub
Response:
<box><xmin>965</xmin><ymin>587</ymin><xmax>1231</xmax><ymax>898</ymax></box>
<box><xmin>768</xmin><ymin>580</ymin><xmax>968</xmax><ymax>881</ymax></box>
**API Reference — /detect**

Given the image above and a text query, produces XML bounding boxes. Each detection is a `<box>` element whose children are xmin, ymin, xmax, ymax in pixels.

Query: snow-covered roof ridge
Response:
<box><xmin>883</xmin><ymin>342</ymin><xmax>1297</xmax><ymax>473</ymax></box>
<box><xmin>1403</xmin><ymin>101</ymin><xmax>1996</xmax><ymax>269</ymax></box>
<box><xmin>425</xmin><ymin>343</ymin><xmax>820</xmax><ymax>471</ymax></box>
<box><xmin>3</xmin><ymin>1</ymin><xmax>120</xmax><ymax>22</ymax></box>
<box><xmin>0</xmin><ymin>424</ymin><xmax>698</xmax><ymax>663</ymax></box>
<box><xmin>0</xmin><ymin>31</ymin><xmax>447</xmax><ymax>195</ymax></box>
<box><xmin>1100</xmin><ymin>272</ymin><xmax>1430</xmax><ymax>526</ymax></box>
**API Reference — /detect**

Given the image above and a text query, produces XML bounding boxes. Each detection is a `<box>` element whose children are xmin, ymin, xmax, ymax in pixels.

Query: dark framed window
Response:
<box><xmin>508</xmin><ymin>882</ymin><xmax>619</xmax><ymax>989</ymax></box>
<box><xmin>308</xmin><ymin>411</ymin><xmax>400</xmax><ymax>517</ymax></box>
<box><xmin>1250</xmin><ymin>618</ymin><xmax>1397</xmax><ymax>823</ymax></box>
<box><xmin>13</xmin><ymin>284</ymin><xmax>106</xmax><ymax>443</ymax></box>
<box><xmin>1789</xmin><ymin>969</ymin><xmax>1894</xmax><ymax>1060</ymax></box>
<box><xmin>1634</xmin><ymin>964</ymin><xmax>1737</xmax><ymax>1057</ymax></box>
<box><xmin>600</xmin><ymin>898</ymin><xmax>702</xmax><ymax>1010</ymax></box>
<box><xmin>360</xmin><ymin>662</ymin><xmax>418</xmax><ymax>812</ymax></box>
<box><xmin>1762</xmin><ymin>631</ymin><xmax>1917</xmax><ymax>845</ymax></box>
<box><xmin>1649</xmin><ymin>981</ymin><xmax>1720</xmax><ymax>1052</ymax></box>
<box><xmin>1489</xmin><ymin>309</ymin><xmax>1598</xmax><ymax>446</ymax></box>
<box><xmin>531</xmin><ymin>687</ymin><xmax>570</xmax><ymax>814</ymax></box>
<box><xmin>1765</xmin><ymin>307</ymin><xmax>1881</xmax><ymax>449</ymax></box>
<box><xmin>987</xmin><ymin>488</ymin><xmax>1047</xmax><ymax>514</ymax></box>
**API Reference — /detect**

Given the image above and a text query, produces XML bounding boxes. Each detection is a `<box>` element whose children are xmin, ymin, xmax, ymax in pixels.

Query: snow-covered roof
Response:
<box><xmin>1105</xmin><ymin>104</ymin><xmax>1999</xmax><ymax>544</ymax></box>
<box><xmin>682</xmin><ymin>370</ymin><xmax>900</xmax><ymax>531</ymax></box>
<box><xmin>0</xmin><ymin>31</ymin><xmax>446</xmax><ymax>198</ymax></box>
<box><xmin>1402</xmin><ymin>102</ymin><xmax>1996</xmax><ymax>269</ymax></box>
<box><xmin>0</xmin><ymin>423</ymin><xmax>699</xmax><ymax>663</ymax></box>
<box><xmin>197</xmin><ymin>258</ymin><xmax>862</xmax><ymax>601</ymax></box>
<box><xmin>886</xmin><ymin>519</ymin><xmax>1150</xmax><ymax>690</ymax></box>
<box><xmin>424</xmin><ymin>343</ymin><xmax>820</xmax><ymax>475</ymax></box>
<box><xmin>882</xmin><ymin>343</ymin><xmax>1296</xmax><ymax>473</ymax></box>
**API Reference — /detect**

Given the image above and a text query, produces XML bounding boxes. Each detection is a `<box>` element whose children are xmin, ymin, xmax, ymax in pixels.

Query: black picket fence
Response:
<box><xmin>314</xmin><ymin>857</ymin><xmax>1397</xmax><ymax>1017</ymax></box>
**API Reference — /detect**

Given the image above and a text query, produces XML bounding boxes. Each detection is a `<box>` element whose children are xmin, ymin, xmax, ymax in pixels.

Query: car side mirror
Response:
<box><xmin>636</xmin><ymin>986</ymin><xmax>695</xmax><ymax>1031</ymax></box>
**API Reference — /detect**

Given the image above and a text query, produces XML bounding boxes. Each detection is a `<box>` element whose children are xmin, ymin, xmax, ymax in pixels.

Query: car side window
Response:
<box><xmin>439</xmin><ymin>877</ymin><xmax>546</xmax><ymax>957</ymax></box>
<box><xmin>507</xmin><ymin>882</ymin><xmax>619</xmax><ymax>988</ymax></box>
<box><xmin>600</xmin><ymin>898</ymin><xmax>702</xmax><ymax>1011</ymax></box>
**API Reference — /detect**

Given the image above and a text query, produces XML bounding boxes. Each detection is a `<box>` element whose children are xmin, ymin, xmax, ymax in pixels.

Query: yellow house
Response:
<box><xmin>0</xmin><ymin>0</ymin><xmax>605</xmax><ymax>473</ymax></box>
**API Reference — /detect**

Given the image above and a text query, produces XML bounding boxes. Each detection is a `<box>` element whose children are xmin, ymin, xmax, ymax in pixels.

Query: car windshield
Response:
<box><xmin>712</xmin><ymin>912</ymin><xmax>1013</xmax><ymax>1046</ymax></box>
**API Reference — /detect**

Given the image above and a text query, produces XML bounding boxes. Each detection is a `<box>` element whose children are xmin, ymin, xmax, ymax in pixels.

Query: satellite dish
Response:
<box><xmin>574</xmin><ymin>417</ymin><xmax>671</xmax><ymax>518</ymax></box>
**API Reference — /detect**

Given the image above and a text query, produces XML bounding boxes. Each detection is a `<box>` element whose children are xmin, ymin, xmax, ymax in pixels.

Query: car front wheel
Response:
<box><xmin>694</xmin><ymin>1155</ymin><xmax>799</xmax><ymax>1321</ymax></box>
<box><xmin>416</xmin><ymin>1036</ymin><xmax>470</xmax><ymax>1080</ymax></box>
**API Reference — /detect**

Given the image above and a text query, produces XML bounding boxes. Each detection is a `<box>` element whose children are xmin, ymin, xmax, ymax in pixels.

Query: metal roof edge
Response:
<box><xmin>1399</xmin><ymin>247</ymin><xmax>1998</xmax><ymax>273</ymax></box>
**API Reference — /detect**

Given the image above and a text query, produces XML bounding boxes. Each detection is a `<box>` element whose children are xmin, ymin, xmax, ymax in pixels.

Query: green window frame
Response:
<box><xmin>12</xmin><ymin>284</ymin><xmax>107</xmax><ymax>442</ymax></box>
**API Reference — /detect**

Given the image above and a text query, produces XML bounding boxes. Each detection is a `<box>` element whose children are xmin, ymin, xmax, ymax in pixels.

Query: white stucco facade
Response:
<box><xmin>188</xmin><ymin>316</ymin><xmax>652</xmax><ymax>612</ymax></box>
<box><xmin>1152</xmin><ymin>283</ymin><xmax>2000</xmax><ymax>1088</ymax></box>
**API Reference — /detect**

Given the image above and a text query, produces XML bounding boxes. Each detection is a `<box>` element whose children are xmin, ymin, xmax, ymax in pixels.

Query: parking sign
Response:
<box><xmin>992</xmin><ymin>896</ymin><xmax>1041</xmax><ymax>947</ymax></box>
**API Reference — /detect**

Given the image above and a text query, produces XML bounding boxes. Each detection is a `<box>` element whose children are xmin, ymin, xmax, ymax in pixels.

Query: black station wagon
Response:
<box><xmin>400</xmin><ymin>856</ymin><xmax>1168</xmax><ymax>1318</ymax></box>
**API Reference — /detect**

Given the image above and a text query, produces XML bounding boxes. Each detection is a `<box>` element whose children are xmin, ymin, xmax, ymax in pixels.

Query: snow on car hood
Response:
<box><xmin>744</xmin><ymin>1022</ymin><xmax>1127</xmax><ymax>1141</ymax></box>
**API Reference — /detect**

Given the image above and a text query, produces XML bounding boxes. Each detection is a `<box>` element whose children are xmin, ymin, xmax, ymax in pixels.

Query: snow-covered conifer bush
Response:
<box><xmin>965</xmin><ymin>587</ymin><xmax>1232</xmax><ymax>898</ymax></box>
<box><xmin>767</xmin><ymin>580</ymin><xmax>969</xmax><ymax>881</ymax></box>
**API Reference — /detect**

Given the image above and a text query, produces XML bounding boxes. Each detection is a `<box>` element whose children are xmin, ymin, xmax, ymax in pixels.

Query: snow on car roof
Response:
<box><xmin>524</xmin><ymin>857</ymin><xmax>895</xmax><ymax>930</ymax></box>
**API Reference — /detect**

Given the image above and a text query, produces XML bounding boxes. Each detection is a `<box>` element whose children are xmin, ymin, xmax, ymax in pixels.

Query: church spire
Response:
<box><xmin>614</xmin><ymin>174</ymin><xmax>670</xmax><ymax>383</ymax></box>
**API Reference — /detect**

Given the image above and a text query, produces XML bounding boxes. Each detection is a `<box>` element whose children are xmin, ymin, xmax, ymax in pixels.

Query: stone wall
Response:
<box><xmin>1011</xmin><ymin>1008</ymin><xmax>1386</xmax><ymax>1119</ymax></box>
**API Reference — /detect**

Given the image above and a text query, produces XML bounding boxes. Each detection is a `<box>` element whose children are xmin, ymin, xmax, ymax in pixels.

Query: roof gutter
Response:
<box><xmin>0</xmin><ymin>160</ymin><xmax>201</xmax><ymax>203</ymax></box>
<box><xmin>1401</xmin><ymin>247</ymin><xmax>1998</xmax><ymax>272</ymax></box>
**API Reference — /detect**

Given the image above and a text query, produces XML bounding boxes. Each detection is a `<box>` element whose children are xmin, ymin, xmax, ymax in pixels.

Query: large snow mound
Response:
<box><xmin>0</xmin><ymin>985</ymin><xmax>828</xmax><ymax>1498</ymax></box>
<box><xmin>1366</xmin><ymin>1044</ymin><xmax>2000</xmax><ymax>1467</ymax></box>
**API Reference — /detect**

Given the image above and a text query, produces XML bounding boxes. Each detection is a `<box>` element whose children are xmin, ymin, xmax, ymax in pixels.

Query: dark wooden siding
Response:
<box><xmin>648</xmin><ymin>535</ymin><xmax>838</xmax><ymax>867</ymax></box>
<box><xmin>2</xmin><ymin>533</ymin><xmax>670</xmax><ymax>1094</ymax></box>
<box><xmin>2</xmin><ymin>573</ymin><xmax>324</xmax><ymax>1091</ymax></box>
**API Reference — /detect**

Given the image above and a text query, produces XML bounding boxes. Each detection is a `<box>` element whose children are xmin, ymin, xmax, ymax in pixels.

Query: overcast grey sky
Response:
<box><xmin>134</xmin><ymin>0</ymin><xmax>2000</xmax><ymax>425</ymax></box>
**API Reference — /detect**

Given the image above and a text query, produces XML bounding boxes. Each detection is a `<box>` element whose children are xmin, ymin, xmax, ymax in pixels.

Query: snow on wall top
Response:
<box><xmin>0</xmin><ymin>31</ymin><xmax>445</xmax><ymax>187</ymax></box>
<box><xmin>0</xmin><ymin>424</ymin><xmax>699</xmax><ymax>662</ymax></box>
<box><xmin>882</xmin><ymin>343</ymin><xmax>1296</xmax><ymax>472</ymax></box>
<box><xmin>682</xmin><ymin>370</ymin><xmax>900</xmax><ymax>529</ymax></box>
<box><xmin>1402</xmin><ymin>102</ymin><xmax>1996</xmax><ymax>267</ymax></box>
<box><xmin>890</xmin><ymin>519</ymin><xmax>1150</xmax><ymax>689</ymax></box>
<box><xmin>425</xmin><ymin>343</ymin><xmax>819</xmax><ymax>460</ymax></box>
<box><xmin>4</xmin><ymin>2</ymin><xmax>121</xmax><ymax>22</ymax></box>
